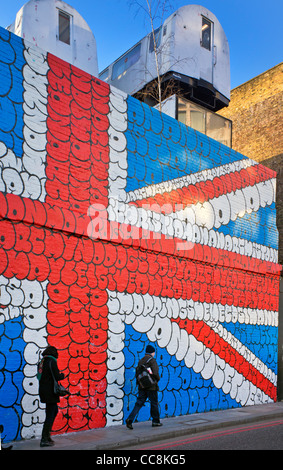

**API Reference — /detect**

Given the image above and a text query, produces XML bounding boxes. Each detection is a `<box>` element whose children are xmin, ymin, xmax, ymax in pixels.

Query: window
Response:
<box><xmin>190</xmin><ymin>109</ymin><xmax>206</xmax><ymax>134</ymax></box>
<box><xmin>112</xmin><ymin>43</ymin><xmax>141</xmax><ymax>80</ymax></box>
<box><xmin>149</xmin><ymin>26</ymin><xmax>162</xmax><ymax>53</ymax></box>
<box><xmin>201</xmin><ymin>17</ymin><xmax>211</xmax><ymax>50</ymax></box>
<box><xmin>59</xmin><ymin>10</ymin><xmax>71</xmax><ymax>45</ymax></box>
<box><xmin>99</xmin><ymin>69</ymin><xmax>109</xmax><ymax>82</ymax></box>
<box><xmin>177</xmin><ymin>98</ymin><xmax>232</xmax><ymax>147</ymax></box>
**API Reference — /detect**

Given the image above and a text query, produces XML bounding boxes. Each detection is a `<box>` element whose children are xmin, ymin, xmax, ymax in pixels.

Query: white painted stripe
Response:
<box><xmin>106</xmin><ymin>196</ymin><xmax>278</xmax><ymax>264</ymax></box>
<box><xmin>106</xmin><ymin>86</ymin><xmax>128</xmax><ymax>426</ymax></box>
<box><xmin>21</xmin><ymin>43</ymin><xmax>49</xmax><ymax>439</ymax></box>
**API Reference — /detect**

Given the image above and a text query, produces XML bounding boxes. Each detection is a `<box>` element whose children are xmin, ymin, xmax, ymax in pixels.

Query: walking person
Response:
<box><xmin>126</xmin><ymin>345</ymin><xmax>162</xmax><ymax>429</ymax></box>
<box><xmin>37</xmin><ymin>346</ymin><xmax>65</xmax><ymax>447</ymax></box>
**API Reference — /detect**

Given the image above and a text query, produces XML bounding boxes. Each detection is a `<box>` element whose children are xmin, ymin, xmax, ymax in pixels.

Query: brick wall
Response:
<box><xmin>218</xmin><ymin>62</ymin><xmax>283</xmax><ymax>164</ymax></box>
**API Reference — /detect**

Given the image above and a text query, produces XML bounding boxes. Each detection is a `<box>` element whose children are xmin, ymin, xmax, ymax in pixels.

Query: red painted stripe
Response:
<box><xmin>0</xmin><ymin>197</ymin><xmax>279</xmax><ymax>312</ymax></box>
<box><xmin>46</xmin><ymin>53</ymin><xmax>110</xmax><ymax>212</ymax></box>
<box><xmin>130</xmin><ymin>163</ymin><xmax>275</xmax><ymax>211</ymax></box>
<box><xmin>44</xmin><ymin>54</ymin><xmax>111</xmax><ymax>434</ymax></box>
<box><xmin>1</xmin><ymin>192</ymin><xmax>279</xmax><ymax>279</ymax></box>
<box><xmin>107</xmin><ymin>219</ymin><xmax>281</xmax><ymax>277</ymax></box>
<box><xmin>172</xmin><ymin>317</ymin><xmax>276</xmax><ymax>400</ymax></box>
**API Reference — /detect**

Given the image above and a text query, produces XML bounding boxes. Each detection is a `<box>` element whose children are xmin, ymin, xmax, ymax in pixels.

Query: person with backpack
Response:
<box><xmin>37</xmin><ymin>346</ymin><xmax>65</xmax><ymax>447</ymax></box>
<box><xmin>126</xmin><ymin>344</ymin><xmax>162</xmax><ymax>429</ymax></box>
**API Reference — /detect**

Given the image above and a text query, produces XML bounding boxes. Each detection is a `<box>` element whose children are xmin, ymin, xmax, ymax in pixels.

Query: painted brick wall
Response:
<box><xmin>218</xmin><ymin>63</ymin><xmax>283</xmax><ymax>263</ymax></box>
<box><xmin>0</xmin><ymin>27</ymin><xmax>281</xmax><ymax>443</ymax></box>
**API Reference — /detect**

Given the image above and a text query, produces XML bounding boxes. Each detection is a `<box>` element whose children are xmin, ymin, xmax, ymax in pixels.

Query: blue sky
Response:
<box><xmin>2</xmin><ymin>0</ymin><xmax>282</xmax><ymax>89</ymax></box>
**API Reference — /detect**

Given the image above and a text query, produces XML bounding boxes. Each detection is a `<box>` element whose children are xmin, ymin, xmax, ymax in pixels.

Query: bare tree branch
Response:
<box><xmin>128</xmin><ymin>0</ymin><xmax>177</xmax><ymax>111</ymax></box>
<box><xmin>127</xmin><ymin>1</ymin><xmax>196</xmax><ymax>113</ymax></box>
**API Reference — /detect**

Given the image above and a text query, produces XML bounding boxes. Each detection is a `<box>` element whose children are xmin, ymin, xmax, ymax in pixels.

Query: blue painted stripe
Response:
<box><xmin>0</xmin><ymin>27</ymin><xmax>25</xmax><ymax>157</ymax></box>
<box><xmin>0</xmin><ymin>318</ymin><xmax>26</xmax><ymax>442</ymax></box>
<box><xmin>218</xmin><ymin>203</ymin><xmax>278</xmax><ymax>249</ymax></box>
<box><xmin>222</xmin><ymin>322</ymin><xmax>278</xmax><ymax>375</ymax></box>
<box><xmin>125</xmin><ymin>96</ymin><xmax>248</xmax><ymax>192</ymax></box>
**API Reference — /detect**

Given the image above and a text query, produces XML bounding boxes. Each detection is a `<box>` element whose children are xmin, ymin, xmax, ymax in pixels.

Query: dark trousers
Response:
<box><xmin>42</xmin><ymin>403</ymin><xmax>58</xmax><ymax>439</ymax></box>
<box><xmin>127</xmin><ymin>389</ymin><xmax>160</xmax><ymax>423</ymax></box>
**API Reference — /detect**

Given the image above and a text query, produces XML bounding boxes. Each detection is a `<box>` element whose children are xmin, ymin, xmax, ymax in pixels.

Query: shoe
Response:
<box><xmin>152</xmin><ymin>422</ymin><xmax>163</xmax><ymax>427</ymax></box>
<box><xmin>40</xmin><ymin>439</ymin><xmax>54</xmax><ymax>447</ymax></box>
<box><xmin>126</xmin><ymin>419</ymin><xmax>133</xmax><ymax>430</ymax></box>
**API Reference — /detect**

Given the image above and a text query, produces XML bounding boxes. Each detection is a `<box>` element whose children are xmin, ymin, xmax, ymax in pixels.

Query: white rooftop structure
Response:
<box><xmin>7</xmin><ymin>0</ymin><xmax>98</xmax><ymax>77</ymax></box>
<box><xmin>100</xmin><ymin>4</ymin><xmax>230</xmax><ymax>111</ymax></box>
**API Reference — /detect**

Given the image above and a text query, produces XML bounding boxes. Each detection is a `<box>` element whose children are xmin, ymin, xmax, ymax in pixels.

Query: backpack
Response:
<box><xmin>136</xmin><ymin>357</ymin><xmax>156</xmax><ymax>389</ymax></box>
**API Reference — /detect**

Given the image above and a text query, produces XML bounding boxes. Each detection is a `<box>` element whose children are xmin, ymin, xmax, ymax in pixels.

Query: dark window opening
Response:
<box><xmin>59</xmin><ymin>11</ymin><xmax>71</xmax><ymax>45</ymax></box>
<box><xmin>112</xmin><ymin>43</ymin><xmax>141</xmax><ymax>80</ymax></box>
<box><xmin>149</xmin><ymin>26</ymin><xmax>162</xmax><ymax>53</ymax></box>
<box><xmin>201</xmin><ymin>17</ymin><xmax>211</xmax><ymax>50</ymax></box>
<box><xmin>99</xmin><ymin>68</ymin><xmax>109</xmax><ymax>82</ymax></box>
<box><xmin>178</xmin><ymin>98</ymin><xmax>232</xmax><ymax>147</ymax></box>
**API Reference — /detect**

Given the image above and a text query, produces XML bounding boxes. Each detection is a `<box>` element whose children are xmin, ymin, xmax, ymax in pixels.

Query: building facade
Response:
<box><xmin>0</xmin><ymin>27</ymin><xmax>280</xmax><ymax>443</ymax></box>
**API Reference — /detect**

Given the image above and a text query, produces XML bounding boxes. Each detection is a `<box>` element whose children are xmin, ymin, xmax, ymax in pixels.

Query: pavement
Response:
<box><xmin>4</xmin><ymin>401</ymin><xmax>283</xmax><ymax>451</ymax></box>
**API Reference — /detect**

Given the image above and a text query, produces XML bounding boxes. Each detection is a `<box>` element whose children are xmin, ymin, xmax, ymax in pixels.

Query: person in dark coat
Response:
<box><xmin>126</xmin><ymin>344</ymin><xmax>162</xmax><ymax>429</ymax></box>
<box><xmin>38</xmin><ymin>346</ymin><xmax>65</xmax><ymax>447</ymax></box>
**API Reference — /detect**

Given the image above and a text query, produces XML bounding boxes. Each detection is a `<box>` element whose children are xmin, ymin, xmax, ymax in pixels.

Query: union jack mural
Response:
<box><xmin>0</xmin><ymin>27</ymin><xmax>280</xmax><ymax>442</ymax></box>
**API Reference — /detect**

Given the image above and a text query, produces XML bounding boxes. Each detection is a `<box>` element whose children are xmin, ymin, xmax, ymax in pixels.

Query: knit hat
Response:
<box><xmin>146</xmin><ymin>345</ymin><xmax>155</xmax><ymax>354</ymax></box>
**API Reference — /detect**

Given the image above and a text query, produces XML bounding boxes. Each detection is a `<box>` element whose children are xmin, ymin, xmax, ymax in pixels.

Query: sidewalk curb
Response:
<box><xmin>7</xmin><ymin>402</ymin><xmax>283</xmax><ymax>451</ymax></box>
<box><xmin>101</xmin><ymin>406</ymin><xmax>283</xmax><ymax>450</ymax></box>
